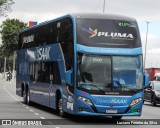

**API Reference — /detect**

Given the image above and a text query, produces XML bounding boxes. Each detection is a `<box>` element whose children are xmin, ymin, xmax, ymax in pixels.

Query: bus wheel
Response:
<box><xmin>23</xmin><ymin>89</ymin><xmax>27</xmax><ymax>104</ymax></box>
<box><xmin>57</xmin><ymin>97</ymin><xmax>65</xmax><ymax>117</ymax></box>
<box><xmin>26</xmin><ymin>89</ymin><xmax>31</xmax><ymax>106</ymax></box>
<box><xmin>112</xmin><ymin>116</ymin><xmax>122</xmax><ymax>120</ymax></box>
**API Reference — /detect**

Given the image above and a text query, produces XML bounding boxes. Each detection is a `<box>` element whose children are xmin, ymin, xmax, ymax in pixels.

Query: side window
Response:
<box><xmin>29</xmin><ymin>61</ymin><xmax>61</xmax><ymax>84</ymax></box>
<box><xmin>41</xmin><ymin>62</ymin><xmax>50</xmax><ymax>83</ymax></box>
<box><xmin>18</xmin><ymin>34</ymin><xmax>22</xmax><ymax>49</ymax></box>
<box><xmin>57</xmin><ymin>17</ymin><xmax>74</xmax><ymax>70</ymax></box>
<box><xmin>19</xmin><ymin>22</ymin><xmax>58</xmax><ymax>49</ymax></box>
<box><xmin>35</xmin><ymin>62</ymin><xmax>41</xmax><ymax>82</ymax></box>
<box><xmin>29</xmin><ymin>63</ymin><xmax>35</xmax><ymax>81</ymax></box>
<box><xmin>53</xmin><ymin>61</ymin><xmax>61</xmax><ymax>85</ymax></box>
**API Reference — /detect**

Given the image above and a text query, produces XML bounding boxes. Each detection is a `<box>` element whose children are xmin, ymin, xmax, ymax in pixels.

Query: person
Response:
<box><xmin>6</xmin><ymin>71</ymin><xmax>11</xmax><ymax>81</ymax></box>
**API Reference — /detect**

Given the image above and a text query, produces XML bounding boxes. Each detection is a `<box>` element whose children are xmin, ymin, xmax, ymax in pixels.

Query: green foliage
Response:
<box><xmin>0</xmin><ymin>56</ymin><xmax>12</xmax><ymax>72</ymax></box>
<box><xmin>0</xmin><ymin>19</ymin><xmax>27</xmax><ymax>57</ymax></box>
<box><xmin>0</xmin><ymin>0</ymin><xmax>14</xmax><ymax>17</ymax></box>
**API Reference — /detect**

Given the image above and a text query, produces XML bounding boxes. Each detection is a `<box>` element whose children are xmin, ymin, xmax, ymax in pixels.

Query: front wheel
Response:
<box><xmin>57</xmin><ymin>97</ymin><xmax>65</xmax><ymax>117</ymax></box>
<box><xmin>23</xmin><ymin>88</ymin><xmax>31</xmax><ymax>105</ymax></box>
<box><xmin>112</xmin><ymin>116</ymin><xmax>122</xmax><ymax>120</ymax></box>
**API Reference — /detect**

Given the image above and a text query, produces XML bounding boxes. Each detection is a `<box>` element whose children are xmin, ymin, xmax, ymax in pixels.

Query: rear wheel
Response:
<box><xmin>26</xmin><ymin>89</ymin><xmax>31</xmax><ymax>106</ymax></box>
<box><xmin>112</xmin><ymin>116</ymin><xmax>122</xmax><ymax>120</ymax></box>
<box><xmin>23</xmin><ymin>89</ymin><xmax>27</xmax><ymax>104</ymax></box>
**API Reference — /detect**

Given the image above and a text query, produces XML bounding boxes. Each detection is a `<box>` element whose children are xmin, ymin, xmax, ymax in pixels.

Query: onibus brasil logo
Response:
<box><xmin>81</xmin><ymin>27</ymin><xmax>134</xmax><ymax>40</ymax></box>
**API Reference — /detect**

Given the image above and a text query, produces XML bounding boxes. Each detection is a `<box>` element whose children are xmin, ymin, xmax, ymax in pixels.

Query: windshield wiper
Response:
<box><xmin>91</xmin><ymin>84</ymin><xmax>105</xmax><ymax>92</ymax></box>
<box><xmin>122</xmin><ymin>86</ymin><xmax>140</xmax><ymax>93</ymax></box>
<box><xmin>79</xmin><ymin>82</ymin><xmax>105</xmax><ymax>92</ymax></box>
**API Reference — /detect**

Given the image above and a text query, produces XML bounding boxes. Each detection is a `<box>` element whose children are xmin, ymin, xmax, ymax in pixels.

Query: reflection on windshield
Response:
<box><xmin>78</xmin><ymin>54</ymin><xmax>112</xmax><ymax>91</ymax></box>
<box><xmin>113</xmin><ymin>56</ymin><xmax>143</xmax><ymax>90</ymax></box>
<box><xmin>77</xmin><ymin>54</ymin><xmax>143</xmax><ymax>93</ymax></box>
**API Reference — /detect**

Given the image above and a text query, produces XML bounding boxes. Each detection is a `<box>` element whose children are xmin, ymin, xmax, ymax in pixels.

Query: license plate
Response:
<box><xmin>106</xmin><ymin>109</ymin><xmax>117</xmax><ymax>114</ymax></box>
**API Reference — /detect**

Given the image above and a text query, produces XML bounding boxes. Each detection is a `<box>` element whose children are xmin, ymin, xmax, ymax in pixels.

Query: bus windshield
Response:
<box><xmin>76</xmin><ymin>19</ymin><xmax>141</xmax><ymax>48</ymax></box>
<box><xmin>77</xmin><ymin>54</ymin><xmax>143</xmax><ymax>93</ymax></box>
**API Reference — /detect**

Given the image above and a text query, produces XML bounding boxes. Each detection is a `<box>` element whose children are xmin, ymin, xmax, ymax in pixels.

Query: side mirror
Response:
<box><xmin>66</xmin><ymin>70</ymin><xmax>73</xmax><ymax>85</ymax></box>
<box><xmin>144</xmin><ymin>73</ymin><xmax>150</xmax><ymax>87</ymax></box>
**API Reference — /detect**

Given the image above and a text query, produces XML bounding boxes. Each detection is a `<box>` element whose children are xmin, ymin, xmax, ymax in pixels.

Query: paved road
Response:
<box><xmin>0</xmin><ymin>80</ymin><xmax>159</xmax><ymax>128</ymax></box>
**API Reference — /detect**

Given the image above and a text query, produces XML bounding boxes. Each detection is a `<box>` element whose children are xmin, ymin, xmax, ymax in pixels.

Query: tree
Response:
<box><xmin>0</xmin><ymin>19</ymin><xmax>27</xmax><ymax>57</ymax></box>
<box><xmin>0</xmin><ymin>0</ymin><xmax>14</xmax><ymax>17</ymax></box>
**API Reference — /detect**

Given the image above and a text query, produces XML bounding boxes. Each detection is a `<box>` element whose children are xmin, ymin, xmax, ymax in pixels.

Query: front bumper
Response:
<box><xmin>74</xmin><ymin>99</ymin><xmax>143</xmax><ymax>117</ymax></box>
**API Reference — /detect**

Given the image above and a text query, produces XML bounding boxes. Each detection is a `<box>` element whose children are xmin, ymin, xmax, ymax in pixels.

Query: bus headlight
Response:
<box><xmin>129</xmin><ymin>98</ymin><xmax>142</xmax><ymax>107</ymax></box>
<box><xmin>78</xmin><ymin>96</ymin><xmax>93</xmax><ymax>106</ymax></box>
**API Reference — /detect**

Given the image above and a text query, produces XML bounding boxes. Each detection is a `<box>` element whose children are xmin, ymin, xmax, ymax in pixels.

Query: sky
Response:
<box><xmin>0</xmin><ymin>0</ymin><xmax>160</xmax><ymax>68</ymax></box>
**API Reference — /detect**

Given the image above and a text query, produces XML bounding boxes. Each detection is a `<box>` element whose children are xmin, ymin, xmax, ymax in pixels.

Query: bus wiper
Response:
<box><xmin>122</xmin><ymin>86</ymin><xmax>138</xmax><ymax>93</ymax></box>
<box><xmin>79</xmin><ymin>82</ymin><xmax>104</xmax><ymax>92</ymax></box>
<box><xmin>91</xmin><ymin>84</ymin><xmax>105</xmax><ymax>92</ymax></box>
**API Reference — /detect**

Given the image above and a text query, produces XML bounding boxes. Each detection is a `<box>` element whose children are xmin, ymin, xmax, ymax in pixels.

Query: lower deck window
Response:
<box><xmin>29</xmin><ymin>61</ymin><xmax>61</xmax><ymax>84</ymax></box>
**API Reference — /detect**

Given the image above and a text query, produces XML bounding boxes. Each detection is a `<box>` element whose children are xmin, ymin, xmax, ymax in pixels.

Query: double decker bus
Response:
<box><xmin>16</xmin><ymin>13</ymin><xmax>149</xmax><ymax>119</ymax></box>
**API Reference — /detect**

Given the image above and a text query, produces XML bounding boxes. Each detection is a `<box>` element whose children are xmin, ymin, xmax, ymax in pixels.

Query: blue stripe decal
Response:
<box><xmin>76</xmin><ymin>44</ymin><xmax>142</xmax><ymax>55</ymax></box>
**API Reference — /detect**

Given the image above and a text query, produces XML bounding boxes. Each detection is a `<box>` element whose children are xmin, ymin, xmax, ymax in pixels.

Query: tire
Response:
<box><xmin>23</xmin><ymin>87</ymin><xmax>31</xmax><ymax>105</ymax></box>
<box><xmin>57</xmin><ymin>96</ymin><xmax>65</xmax><ymax>117</ymax></box>
<box><xmin>112</xmin><ymin>116</ymin><xmax>122</xmax><ymax>120</ymax></box>
<box><xmin>26</xmin><ymin>89</ymin><xmax>31</xmax><ymax>106</ymax></box>
<box><xmin>23</xmin><ymin>89</ymin><xmax>27</xmax><ymax>104</ymax></box>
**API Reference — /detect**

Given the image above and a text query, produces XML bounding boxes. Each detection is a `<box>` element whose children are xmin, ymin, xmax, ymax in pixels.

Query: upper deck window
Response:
<box><xmin>76</xmin><ymin>19</ymin><xmax>141</xmax><ymax>48</ymax></box>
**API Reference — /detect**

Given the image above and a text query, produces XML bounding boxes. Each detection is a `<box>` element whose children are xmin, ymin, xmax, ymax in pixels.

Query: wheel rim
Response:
<box><xmin>58</xmin><ymin>98</ymin><xmax>63</xmax><ymax>115</ymax></box>
<box><xmin>27</xmin><ymin>91</ymin><xmax>29</xmax><ymax>104</ymax></box>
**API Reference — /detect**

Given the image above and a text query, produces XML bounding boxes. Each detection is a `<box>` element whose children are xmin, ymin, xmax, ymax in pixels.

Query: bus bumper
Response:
<box><xmin>73</xmin><ymin>99</ymin><xmax>143</xmax><ymax>117</ymax></box>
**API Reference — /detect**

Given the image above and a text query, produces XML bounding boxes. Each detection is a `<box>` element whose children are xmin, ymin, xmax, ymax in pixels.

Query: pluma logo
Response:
<box><xmin>81</xmin><ymin>27</ymin><xmax>97</xmax><ymax>38</ymax></box>
<box><xmin>81</xmin><ymin>27</ymin><xmax>134</xmax><ymax>40</ymax></box>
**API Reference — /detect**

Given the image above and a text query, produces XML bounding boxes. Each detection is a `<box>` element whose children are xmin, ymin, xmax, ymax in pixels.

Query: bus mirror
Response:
<box><xmin>66</xmin><ymin>70</ymin><xmax>72</xmax><ymax>85</ymax></box>
<box><xmin>144</xmin><ymin>73</ymin><xmax>150</xmax><ymax>87</ymax></box>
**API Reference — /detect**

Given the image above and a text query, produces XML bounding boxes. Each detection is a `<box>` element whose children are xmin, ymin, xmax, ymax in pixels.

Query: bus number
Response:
<box><xmin>93</xmin><ymin>58</ymin><xmax>102</xmax><ymax>63</ymax></box>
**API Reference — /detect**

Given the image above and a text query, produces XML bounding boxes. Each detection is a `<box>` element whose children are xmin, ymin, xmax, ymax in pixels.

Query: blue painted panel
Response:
<box><xmin>76</xmin><ymin>44</ymin><xmax>142</xmax><ymax>55</ymax></box>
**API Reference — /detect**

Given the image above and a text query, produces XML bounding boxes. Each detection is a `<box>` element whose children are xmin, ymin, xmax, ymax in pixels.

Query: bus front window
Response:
<box><xmin>78</xmin><ymin>54</ymin><xmax>112</xmax><ymax>91</ymax></box>
<box><xmin>113</xmin><ymin>56</ymin><xmax>143</xmax><ymax>90</ymax></box>
<box><xmin>77</xmin><ymin>54</ymin><xmax>143</xmax><ymax>93</ymax></box>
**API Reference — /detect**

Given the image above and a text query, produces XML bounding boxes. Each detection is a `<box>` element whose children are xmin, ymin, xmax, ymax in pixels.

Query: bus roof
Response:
<box><xmin>74</xmin><ymin>13</ymin><xmax>136</xmax><ymax>21</ymax></box>
<box><xmin>20</xmin><ymin>13</ymin><xmax>136</xmax><ymax>33</ymax></box>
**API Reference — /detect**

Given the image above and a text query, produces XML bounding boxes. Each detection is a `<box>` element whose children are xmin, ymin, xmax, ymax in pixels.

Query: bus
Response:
<box><xmin>16</xmin><ymin>13</ymin><xmax>149</xmax><ymax>119</ymax></box>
